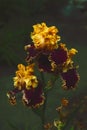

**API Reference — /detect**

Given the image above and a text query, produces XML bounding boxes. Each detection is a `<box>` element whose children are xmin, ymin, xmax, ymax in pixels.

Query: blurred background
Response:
<box><xmin>0</xmin><ymin>0</ymin><xmax>87</xmax><ymax>130</ymax></box>
<box><xmin>0</xmin><ymin>0</ymin><xmax>87</xmax><ymax>66</ymax></box>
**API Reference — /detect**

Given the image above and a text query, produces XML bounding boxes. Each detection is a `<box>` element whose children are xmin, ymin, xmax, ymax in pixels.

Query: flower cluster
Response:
<box><xmin>7</xmin><ymin>22</ymin><xmax>80</xmax><ymax>108</ymax></box>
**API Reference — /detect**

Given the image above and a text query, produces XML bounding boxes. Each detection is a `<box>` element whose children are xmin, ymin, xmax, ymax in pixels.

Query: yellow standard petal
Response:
<box><xmin>13</xmin><ymin>63</ymin><xmax>38</xmax><ymax>90</ymax></box>
<box><xmin>31</xmin><ymin>22</ymin><xmax>61</xmax><ymax>50</ymax></box>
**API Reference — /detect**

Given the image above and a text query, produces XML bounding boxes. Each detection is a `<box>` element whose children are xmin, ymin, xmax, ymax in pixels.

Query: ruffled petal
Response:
<box><xmin>50</xmin><ymin>45</ymin><xmax>68</xmax><ymax>65</ymax></box>
<box><xmin>31</xmin><ymin>22</ymin><xmax>60</xmax><ymax>50</ymax></box>
<box><xmin>61</xmin><ymin>68</ymin><xmax>80</xmax><ymax>90</ymax></box>
<box><xmin>22</xmin><ymin>82</ymin><xmax>45</xmax><ymax>108</ymax></box>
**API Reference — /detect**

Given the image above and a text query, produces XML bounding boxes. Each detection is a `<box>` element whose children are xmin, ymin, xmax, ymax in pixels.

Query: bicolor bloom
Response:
<box><xmin>25</xmin><ymin>42</ymin><xmax>78</xmax><ymax>75</ymax></box>
<box><xmin>25</xmin><ymin>23</ymin><xmax>80</xmax><ymax>89</ymax></box>
<box><xmin>25</xmin><ymin>23</ymin><xmax>79</xmax><ymax>73</ymax></box>
<box><xmin>31</xmin><ymin>22</ymin><xmax>60</xmax><ymax>50</ymax></box>
<box><xmin>7</xmin><ymin>64</ymin><xmax>45</xmax><ymax>108</ymax></box>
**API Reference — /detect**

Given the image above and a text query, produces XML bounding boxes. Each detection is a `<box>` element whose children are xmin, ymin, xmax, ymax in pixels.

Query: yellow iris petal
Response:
<box><xmin>31</xmin><ymin>22</ymin><xmax>60</xmax><ymax>50</ymax></box>
<box><xmin>13</xmin><ymin>64</ymin><xmax>38</xmax><ymax>90</ymax></box>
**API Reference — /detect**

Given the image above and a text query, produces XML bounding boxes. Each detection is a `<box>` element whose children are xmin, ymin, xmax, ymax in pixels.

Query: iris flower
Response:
<box><xmin>7</xmin><ymin>64</ymin><xmax>45</xmax><ymax>108</ymax></box>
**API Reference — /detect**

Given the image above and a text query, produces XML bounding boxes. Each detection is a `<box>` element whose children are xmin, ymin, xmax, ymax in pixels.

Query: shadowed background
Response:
<box><xmin>0</xmin><ymin>0</ymin><xmax>87</xmax><ymax>130</ymax></box>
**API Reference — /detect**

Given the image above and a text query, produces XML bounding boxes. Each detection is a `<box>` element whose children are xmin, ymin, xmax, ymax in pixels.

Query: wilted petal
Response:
<box><xmin>7</xmin><ymin>88</ymin><xmax>21</xmax><ymax>105</ymax></box>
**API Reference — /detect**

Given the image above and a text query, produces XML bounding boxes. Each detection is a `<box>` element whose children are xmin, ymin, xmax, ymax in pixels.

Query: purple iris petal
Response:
<box><xmin>50</xmin><ymin>48</ymin><xmax>67</xmax><ymax>65</ymax></box>
<box><xmin>26</xmin><ymin>45</ymin><xmax>39</xmax><ymax>62</ymax></box>
<box><xmin>37</xmin><ymin>54</ymin><xmax>52</xmax><ymax>72</ymax></box>
<box><xmin>22</xmin><ymin>83</ymin><xmax>44</xmax><ymax>107</ymax></box>
<box><xmin>61</xmin><ymin>68</ymin><xmax>79</xmax><ymax>89</ymax></box>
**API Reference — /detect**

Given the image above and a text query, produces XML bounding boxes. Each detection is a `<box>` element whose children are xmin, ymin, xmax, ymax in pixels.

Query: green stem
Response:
<box><xmin>44</xmin><ymin>75</ymin><xmax>58</xmax><ymax>93</ymax></box>
<box><xmin>40</xmin><ymin>72</ymin><xmax>58</xmax><ymax>129</ymax></box>
<box><xmin>40</xmin><ymin>71</ymin><xmax>47</xmax><ymax>130</ymax></box>
<box><xmin>40</xmin><ymin>71</ymin><xmax>45</xmax><ymax>86</ymax></box>
<box><xmin>41</xmin><ymin>93</ymin><xmax>47</xmax><ymax>130</ymax></box>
